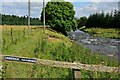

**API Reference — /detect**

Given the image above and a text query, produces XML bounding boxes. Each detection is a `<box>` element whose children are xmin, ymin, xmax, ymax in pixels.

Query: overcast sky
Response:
<box><xmin>0</xmin><ymin>0</ymin><xmax>119</xmax><ymax>18</ymax></box>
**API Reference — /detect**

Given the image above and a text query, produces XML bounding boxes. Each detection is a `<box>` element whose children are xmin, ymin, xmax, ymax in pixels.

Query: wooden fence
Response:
<box><xmin>0</xmin><ymin>54</ymin><xmax>120</xmax><ymax>78</ymax></box>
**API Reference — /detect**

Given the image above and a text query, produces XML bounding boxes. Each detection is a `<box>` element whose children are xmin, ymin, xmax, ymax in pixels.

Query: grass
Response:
<box><xmin>84</xmin><ymin>28</ymin><xmax>120</xmax><ymax>39</ymax></box>
<box><xmin>1</xmin><ymin>25</ymin><xmax>120</xmax><ymax>78</ymax></box>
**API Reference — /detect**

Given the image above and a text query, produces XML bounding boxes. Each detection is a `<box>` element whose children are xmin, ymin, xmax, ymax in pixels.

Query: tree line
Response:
<box><xmin>0</xmin><ymin>13</ymin><xmax>42</xmax><ymax>25</ymax></box>
<box><xmin>77</xmin><ymin>10</ymin><xmax>120</xmax><ymax>29</ymax></box>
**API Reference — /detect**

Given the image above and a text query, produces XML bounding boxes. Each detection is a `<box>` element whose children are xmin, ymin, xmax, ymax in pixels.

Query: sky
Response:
<box><xmin>0</xmin><ymin>0</ymin><xmax>120</xmax><ymax>18</ymax></box>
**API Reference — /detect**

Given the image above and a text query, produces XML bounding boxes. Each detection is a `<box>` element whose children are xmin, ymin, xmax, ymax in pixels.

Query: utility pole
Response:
<box><xmin>28</xmin><ymin>0</ymin><xmax>30</xmax><ymax>34</ymax></box>
<box><xmin>43</xmin><ymin>0</ymin><xmax>45</xmax><ymax>33</ymax></box>
<box><xmin>118</xmin><ymin>1</ymin><xmax>120</xmax><ymax>11</ymax></box>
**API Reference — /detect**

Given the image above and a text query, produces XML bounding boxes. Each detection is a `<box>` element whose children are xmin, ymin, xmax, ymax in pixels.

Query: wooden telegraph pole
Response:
<box><xmin>28</xmin><ymin>0</ymin><xmax>30</xmax><ymax>34</ymax></box>
<box><xmin>118</xmin><ymin>1</ymin><xmax>120</xmax><ymax>11</ymax></box>
<box><xmin>43</xmin><ymin>0</ymin><xmax>45</xmax><ymax>33</ymax></box>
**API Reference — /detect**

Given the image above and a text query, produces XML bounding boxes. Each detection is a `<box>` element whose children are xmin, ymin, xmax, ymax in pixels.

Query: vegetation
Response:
<box><xmin>77</xmin><ymin>16</ymin><xmax>87</xmax><ymax>29</ymax></box>
<box><xmin>41</xmin><ymin>0</ymin><xmax>77</xmax><ymax>35</ymax></box>
<box><xmin>0</xmin><ymin>14</ymin><xmax>42</xmax><ymax>25</ymax></box>
<box><xmin>86</xmin><ymin>10</ymin><xmax>120</xmax><ymax>28</ymax></box>
<box><xmin>1</xmin><ymin>26</ymin><xmax>119</xmax><ymax>78</ymax></box>
<box><xmin>76</xmin><ymin>10</ymin><xmax>120</xmax><ymax>39</ymax></box>
<box><xmin>1</xmin><ymin>1</ymin><xmax>119</xmax><ymax>78</ymax></box>
<box><xmin>84</xmin><ymin>28</ymin><xmax>120</xmax><ymax>39</ymax></box>
<box><xmin>77</xmin><ymin>10</ymin><xmax>120</xmax><ymax>29</ymax></box>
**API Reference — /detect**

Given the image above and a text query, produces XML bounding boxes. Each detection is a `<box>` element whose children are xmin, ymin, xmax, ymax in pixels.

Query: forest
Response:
<box><xmin>77</xmin><ymin>10</ymin><xmax>120</xmax><ymax>29</ymax></box>
<box><xmin>0</xmin><ymin>14</ymin><xmax>42</xmax><ymax>25</ymax></box>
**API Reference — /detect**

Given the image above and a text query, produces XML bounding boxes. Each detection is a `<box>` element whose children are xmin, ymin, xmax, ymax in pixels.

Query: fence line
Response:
<box><xmin>0</xmin><ymin>54</ymin><xmax>119</xmax><ymax>74</ymax></box>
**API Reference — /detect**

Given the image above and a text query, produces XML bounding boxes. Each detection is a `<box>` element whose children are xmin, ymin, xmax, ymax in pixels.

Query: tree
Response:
<box><xmin>1</xmin><ymin>14</ymin><xmax>42</xmax><ymax>25</ymax></box>
<box><xmin>77</xmin><ymin>16</ymin><xmax>87</xmax><ymax>29</ymax></box>
<box><xmin>86</xmin><ymin>10</ymin><xmax>119</xmax><ymax>28</ymax></box>
<box><xmin>0</xmin><ymin>13</ymin><xmax>1</xmax><ymax>25</ymax></box>
<box><xmin>113</xmin><ymin>10</ymin><xmax>120</xmax><ymax>28</ymax></box>
<box><xmin>41</xmin><ymin>0</ymin><xmax>77</xmax><ymax>35</ymax></box>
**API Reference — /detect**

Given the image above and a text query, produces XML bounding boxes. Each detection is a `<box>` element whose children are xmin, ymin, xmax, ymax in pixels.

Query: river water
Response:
<box><xmin>67</xmin><ymin>30</ymin><xmax>120</xmax><ymax>60</ymax></box>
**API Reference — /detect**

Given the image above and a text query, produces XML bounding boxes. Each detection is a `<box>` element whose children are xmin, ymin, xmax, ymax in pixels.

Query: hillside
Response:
<box><xmin>1</xmin><ymin>25</ymin><xmax>119</xmax><ymax>78</ymax></box>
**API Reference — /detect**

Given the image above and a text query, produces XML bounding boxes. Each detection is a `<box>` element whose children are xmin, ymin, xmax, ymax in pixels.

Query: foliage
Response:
<box><xmin>2</xmin><ymin>26</ymin><xmax>119</xmax><ymax>78</ymax></box>
<box><xmin>77</xmin><ymin>16</ymin><xmax>87</xmax><ymax>29</ymax></box>
<box><xmin>1</xmin><ymin>14</ymin><xmax>42</xmax><ymax>25</ymax></box>
<box><xmin>84</xmin><ymin>28</ymin><xmax>120</xmax><ymax>39</ymax></box>
<box><xmin>41</xmin><ymin>0</ymin><xmax>77</xmax><ymax>35</ymax></box>
<box><xmin>86</xmin><ymin>10</ymin><xmax>120</xmax><ymax>28</ymax></box>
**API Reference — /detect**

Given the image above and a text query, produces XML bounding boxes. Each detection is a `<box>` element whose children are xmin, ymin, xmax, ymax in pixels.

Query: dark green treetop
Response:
<box><xmin>41</xmin><ymin>0</ymin><xmax>77</xmax><ymax>35</ymax></box>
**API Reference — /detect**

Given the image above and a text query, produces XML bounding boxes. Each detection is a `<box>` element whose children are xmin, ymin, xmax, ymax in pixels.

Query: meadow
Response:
<box><xmin>1</xmin><ymin>25</ymin><xmax>119</xmax><ymax>78</ymax></box>
<box><xmin>84</xmin><ymin>28</ymin><xmax>120</xmax><ymax>39</ymax></box>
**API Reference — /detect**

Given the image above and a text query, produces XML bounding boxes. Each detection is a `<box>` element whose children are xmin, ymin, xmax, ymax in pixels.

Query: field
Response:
<box><xmin>1</xmin><ymin>25</ymin><xmax>119</xmax><ymax>78</ymax></box>
<box><xmin>84</xmin><ymin>28</ymin><xmax>120</xmax><ymax>39</ymax></box>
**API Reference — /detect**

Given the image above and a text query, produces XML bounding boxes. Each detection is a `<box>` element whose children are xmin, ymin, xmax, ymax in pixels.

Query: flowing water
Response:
<box><xmin>67</xmin><ymin>30</ymin><xmax>120</xmax><ymax>60</ymax></box>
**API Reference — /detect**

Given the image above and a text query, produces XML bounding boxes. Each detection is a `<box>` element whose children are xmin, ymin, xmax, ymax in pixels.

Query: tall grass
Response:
<box><xmin>84</xmin><ymin>28</ymin><xmax>119</xmax><ymax>39</ymax></box>
<box><xmin>2</xmin><ymin>26</ymin><xmax>119</xmax><ymax>78</ymax></box>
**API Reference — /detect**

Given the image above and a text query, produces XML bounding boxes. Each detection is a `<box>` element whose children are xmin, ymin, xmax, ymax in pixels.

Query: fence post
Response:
<box><xmin>72</xmin><ymin>62</ymin><xmax>81</xmax><ymax>79</ymax></box>
<box><xmin>0</xmin><ymin>53</ymin><xmax>3</xmax><ymax>78</ymax></box>
<box><xmin>0</xmin><ymin>66</ymin><xmax>3</xmax><ymax>78</ymax></box>
<box><xmin>11</xmin><ymin>28</ymin><xmax>14</xmax><ymax>43</ymax></box>
<box><xmin>72</xmin><ymin>69</ymin><xmax>81</xmax><ymax>79</ymax></box>
<box><xmin>23</xmin><ymin>28</ymin><xmax>26</xmax><ymax>38</ymax></box>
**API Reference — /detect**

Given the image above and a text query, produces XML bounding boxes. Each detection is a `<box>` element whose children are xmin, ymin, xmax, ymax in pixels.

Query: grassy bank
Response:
<box><xmin>1</xmin><ymin>26</ymin><xmax>119</xmax><ymax>78</ymax></box>
<box><xmin>84</xmin><ymin>28</ymin><xmax>120</xmax><ymax>39</ymax></box>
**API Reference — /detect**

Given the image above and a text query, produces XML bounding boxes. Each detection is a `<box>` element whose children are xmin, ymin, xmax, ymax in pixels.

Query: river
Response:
<box><xmin>67</xmin><ymin>30</ymin><xmax>120</xmax><ymax>60</ymax></box>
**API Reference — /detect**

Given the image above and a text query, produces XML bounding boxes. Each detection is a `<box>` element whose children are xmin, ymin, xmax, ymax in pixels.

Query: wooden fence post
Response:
<box><xmin>72</xmin><ymin>69</ymin><xmax>81</xmax><ymax>79</ymax></box>
<box><xmin>0</xmin><ymin>66</ymin><xmax>3</xmax><ymax>78</ymax></box>
<box><xmin>11</xmin><ymin>28</ymin><xmax>14</xmax><ymax>43</ymax></box>
<box><xmin>23</xmin><ymin>28</ymin><xmax>26</xmax><ymax>38</ymax></box>
<box><xmin>0</xmin><ymin>53</ymin><xmax>3</xmax><ymax>78</ymax></box>
<box><xmin>72</xmin><ymin>62</ymin><xmax>81</xmax><ymax>79</ymax></box>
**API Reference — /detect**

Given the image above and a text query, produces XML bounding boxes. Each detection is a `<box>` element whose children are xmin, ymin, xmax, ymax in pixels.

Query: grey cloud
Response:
<box><xmin>2</xmin><ymin>2</ymin><xmax>43</xmax><ymax>18</ymax></box>
<box><xmin>1</xmin><ymin>1</ymin><xmax>119</xmax><ymax>18</ymax></box>
<box><xmin>74</xmin><ymin>2</ymin><xmax>118</xmax><ymax>18</ymax></box>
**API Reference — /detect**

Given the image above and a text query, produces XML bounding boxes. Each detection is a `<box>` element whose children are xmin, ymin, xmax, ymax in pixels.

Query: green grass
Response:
<box><xmin>1</xmin><ymin>26</ymin><xmax>119</xmax><ymax>78</ymax></box>
<box><xmin>2</xmin><ymin>62</ymin><xmax>71</xmax><ymax>78</ymax></box>
<box><xmin>84</xmin><ymin>28</ymin><xmax>120</xmax><ymax>39</ymax></box>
